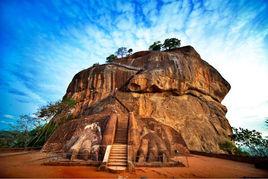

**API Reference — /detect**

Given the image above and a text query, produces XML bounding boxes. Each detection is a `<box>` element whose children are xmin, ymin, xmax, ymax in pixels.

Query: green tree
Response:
<box><xmin>35</xmin><ymin>98</ymin><xmax>76</xmax><ymax>122</ymax></box>
<box><xmin>106</xmin><ymin>54</ymin><xmax>117</xmax><ymax>63</ymax></box>
<box><xmin>36</xmin><ymin>101</ymin><xmax>62</xmax><ymax>122</ymax></box>
<box><xmin>116</xmin><ymin>47</ymin><xmax>128</xmax><ymax>58</ymax></box>
<box><xmin>232</xmin><ymin>127</ymin><xmax>268</xmax><ymax>157</ymax></box>
<box><xmin>219</xmin><ymin>140</ymin><xmax>249</xmax><ymax>156</ymax></box>
<box><xmin>11</xmin><ymin>115</ymin><xmax>38</xmax><ymax>147</ymax></box>
<box><xmin>149</xmin><ymin>41</ymin><xmax>162</xmax><ymax>51</ymax></box>
<box><xmin>162</xmin><ymin>38</ymin><xmax>181</xmax><ymax>50</ymax></box>
<box><xmin>128</xmin><ymin>48</ymin><xmax>133</xmax><ymax>55</ymax></box>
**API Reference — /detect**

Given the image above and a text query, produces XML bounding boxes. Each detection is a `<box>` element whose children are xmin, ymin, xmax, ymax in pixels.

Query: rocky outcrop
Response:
<box><xmin>43</xmin><ymin>46</ymin><xmax>232</xmax><ymax>164</ymax></box>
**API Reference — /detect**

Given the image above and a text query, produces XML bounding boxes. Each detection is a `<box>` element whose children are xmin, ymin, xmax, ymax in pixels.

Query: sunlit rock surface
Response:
<box><xmin>42</xmin><ymin>46</ymin><xmax>232</xmax><ymax>162</ymax></box>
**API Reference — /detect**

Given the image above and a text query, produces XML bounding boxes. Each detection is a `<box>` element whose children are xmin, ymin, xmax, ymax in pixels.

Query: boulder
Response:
<box><xmin>43</xmin><ymin>46</ymin><xmax>232</xmax><ymax>162</ymax></box>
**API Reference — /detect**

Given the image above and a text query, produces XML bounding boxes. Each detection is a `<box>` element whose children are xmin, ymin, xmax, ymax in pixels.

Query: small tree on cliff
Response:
<box><xmin>127</xmin><ymin>48</ymin><xmax>133</xmax><ymax>56</ymax></box>
<box><xmin>162</xmin><ymin>38</ymin><xmax>181</xmax><ymax>50</ymax></box>
<box><xmin>115</xmin><ymin>47</ymin><xmax>128</xmax><ymax>58</ymax></box>
<box><xmin>149</xmin><ymin>41</ymin><xmax>162</xmax><ymax>51</ymax></box>
<box><xmin>106</xmin><ymin>54</ymin><xmax>117</xmax><ymax>63</ymax></box>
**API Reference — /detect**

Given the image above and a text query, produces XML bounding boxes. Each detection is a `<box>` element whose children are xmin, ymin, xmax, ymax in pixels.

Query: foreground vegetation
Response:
<box><xmin>219</xmin><ymin>127</ymin><xmax>268</xmax><ymax>157</ymax></box>
<box><xmin>0</xmin><ymin>98</ymin><xmax>76</xmax><ymax>148</ymax></box>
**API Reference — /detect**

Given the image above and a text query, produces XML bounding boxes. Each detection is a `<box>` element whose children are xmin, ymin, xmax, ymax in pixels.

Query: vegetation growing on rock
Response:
<box><xmin>149</xmin><ymin>41</ymin><xmax>162</xmax><ymax>51</ymax></box>
<box><xmin>148</xmin><ymin>38</ymin><xmax>181</xmax><ymax>51</ymax></box>
<box><xmin>162</xmin><ymin>38</ymin><xmax>181</xmax><ymax>50</ymax></box>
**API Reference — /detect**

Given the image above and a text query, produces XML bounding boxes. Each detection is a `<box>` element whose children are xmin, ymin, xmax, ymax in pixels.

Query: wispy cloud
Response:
<box><xmin>8</xmin><ymin>89</ymin><xmax>29</xmax><ymax>97</ymax></box>
<box><xmin>3</xmin><ymin>114</ymin><xmax>15</xmax><ymax>119</ymax></box>
<box><xmin>0</xmin><ymin>0</ymin><xmax>267</xmax><ymax>132</ymax></box>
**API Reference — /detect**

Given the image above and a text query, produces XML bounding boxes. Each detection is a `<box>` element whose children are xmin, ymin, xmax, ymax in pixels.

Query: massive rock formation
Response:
<box><xmin>42</xmin><ymin>46</ymin><xmax>232</xmax><ymax>165</ymax></box>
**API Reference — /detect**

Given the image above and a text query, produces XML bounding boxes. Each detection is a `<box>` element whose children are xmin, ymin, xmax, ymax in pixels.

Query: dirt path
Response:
<box><xmin>0</xmin><ymin>151</ymin><xmax>267</xmax><ymax>178</ymax></box>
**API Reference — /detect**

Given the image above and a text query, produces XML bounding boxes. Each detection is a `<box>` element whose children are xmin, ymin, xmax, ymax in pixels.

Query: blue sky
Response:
<box><xmin>0</xmin><ymin>0</ymin><xmax>268</xmax><ymax>135</ymax></box>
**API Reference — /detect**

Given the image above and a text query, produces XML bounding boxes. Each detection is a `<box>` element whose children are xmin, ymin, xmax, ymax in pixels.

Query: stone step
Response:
<box><xmin>115</xmin><ymin>134</ymin><xmax>127</xmax><ymax>136</ymax></box>
<box><xmin>108</xmin><ymin>163</ymin><xmax>127</xmax><ymax>166</ymax></box>
<box><xmin>111</xmin><ymin>147</ymin><xmax>126</xmax><ymax>150</ymax></box>
<box><xmin>108</xmin><ymin>159</ymin><xmax>127</xmax><ymax>163</ymax></box>
<box><xmin>111</xmin><ymin>147</ymin><xmax>127</xmax><ymax>150</ymax></box>
<box><xmin>115</xmin><ymin>131</ymin><xmax>127</xmax><ymax>133</ymax></box>
<box><xmin>109</xmin><ymin>152</ymin><xmax>126</xmax><ymax>155</ymax></box>
<box><xmin>110</xmin><ymin>150</ymin><xmax>126</xmax><ymax>153</ymax></box>
<box><xmin>108</xmin><ymin>160</ymin><xmax>127</xmax><ymax>164</ymax></box>
<box><xmin>114</xmin><ymin>136</ymin><xmax>127</xmax><ymax>138</ymax></box>
<box><xmin>108</xmin><ymin>162</ymin><xmax>127</xmax><ymax>166</ymax></box>
<box><xmin>115</xmin><ymin>132</ymin><xmax>127</xmax><ymax>134</ymax></box>
<box><xmin>115</xmin><ymin>135</ymin><xmax>127</xmax><ymax>138</ymax></box>
<box><xmin>110</xmin><ymin>152</ymin><xmax>127</xmax><ymax>156</ymax></box>
<box><xmin>114</xmin><ymin>138</ymin><xmax>127</xmax><ymax>140</ymax></box>
<box><xmin>116</xmin><ymin>130</ymin><xmax>127</xmax><ymax>134</ymax></box>
<box><xmin>115</xmin><ymin>128</ymin><xmax>127</xmax><ymax>130</ymax></box>
<box><xmin>109</xmin><ymin>156</ymin><xmax>127</xmax><ymax>160</ymax></box>
<box><xmin>110</xmin><ymin>150</ymin><xmax>126</xmax><ymax>152</ymax></box>
<box><xmin>115</xmin><ymin>135</ymin><xmax>127</xmax><ymax>137</ymax></box>
<box><xmin>114</xmin><ymin>142</ymin><xmax>127</xmax><ymax>144</ymax></box>
<box><xmin>114</xmin><ymin>137</ymin><xmax>127</xmax><ymax>139</ymax></box>
<box><xmin>110</xmin><ymin>152</ymin><xmax>127</xmax><ymax>155</ymax></box>
<box><xmin>107</xmin><ymin>166</ymin><xmax>126</xmax><ymax>171</ymax></box>
<box><xmin>112</xmin><ymin>146</ymin><xmax>127</xmax><ymax>149</ymax></box>
<box><xmin>114</xmin><ymin>140</ymin><xmax>127</xmax><ymax>142</ymax></box>
<box><xmin>112</xmin><ymin>145</ymin><xmax>126</xmax><ymax>147</ymax></box>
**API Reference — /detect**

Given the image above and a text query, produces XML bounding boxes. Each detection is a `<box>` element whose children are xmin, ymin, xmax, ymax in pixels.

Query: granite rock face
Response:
<box><xmin>43</xmin><ymin>46</ymin><xmax>232</xmax><ymax>162</ymax></box>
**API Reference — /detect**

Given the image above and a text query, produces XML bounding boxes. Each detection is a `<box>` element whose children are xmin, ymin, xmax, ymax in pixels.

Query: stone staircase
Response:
<box><xmin>107</xmin><ymin>144</ymin><xmax>127</xmax><ymax>170</ymax></box>
<box><xmin>107</xmin><ymin>116</ymin><xmax>128</xmax><ymax>171</ymax></box>
<box><xmin>114</xmin><ymin>116</ymin><xmax>128</xmax><ymax>144</ymax></box>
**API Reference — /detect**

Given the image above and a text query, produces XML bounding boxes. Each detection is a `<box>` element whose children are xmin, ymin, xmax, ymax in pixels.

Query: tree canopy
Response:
<box><xmin>128</xmin><ymin>48</ymin><xmax>133</xmax><ymax>55</ymax></box>
<box><xmin>35</xmin><ymin>98</ymin><xmax>76</xmax><ymax>121</ymax></box>
<box><xmin>106</xmin><ymin>54</ymin><xmax>117</xmax><ymax>63</ymax></box>
<box><xmin>162</xmin><ymin>38</ymin><xmax>181</xmax><ymax>50</ymax></box>
<box><xmin>149</xmin><ymin>41</ymin><xmax>162</xmax><ymax>51</ymax></box>
<box><xmin>232</xmin><ymin>127</ymin><xmax>268</xmax><ymax>157</ymax></box>
<box><xmin>148</xmin><ymin>38</ymin><xmax>181</xmax><ymax>51</ymax></box>
<box><xmin>115</xmin><ymin>47</ymin><xmax>128</xmax><ymax>58</ymax></box>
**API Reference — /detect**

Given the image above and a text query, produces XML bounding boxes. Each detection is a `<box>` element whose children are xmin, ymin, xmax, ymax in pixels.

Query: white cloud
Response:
<box><xmin>3</xmin><ymin>114</ymin><xmax>15</xmax><ymax>119</ymax></box>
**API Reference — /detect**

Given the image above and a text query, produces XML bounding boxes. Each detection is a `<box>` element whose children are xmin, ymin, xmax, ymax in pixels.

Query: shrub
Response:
<box><xmin>62</xmin><ymin>98</ymin><xmax>76</xmax><ymax>108</ymax></box>
<box><xmin>219</xmin><ymin>140</ymin><xmax>238</xmax><ymax>154</ymax></box>
<box><xmin>93</xmin><ymin>63</ymin><xmax>99</xmax><ymax>67</ymax></box>
<box><xmin>106</xmin><ymin>54</ymin><xmax>117</xmax><ymax>63</ymax></box>
<box><xmin>149</xmin><ymin>41</ymin><xmax>162</xmax><ymax>51</ymax></box>
<box><xmin>162</xmin><ymin>38</ymin><xmax>181</xmax><ymax>50</ymax></box>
